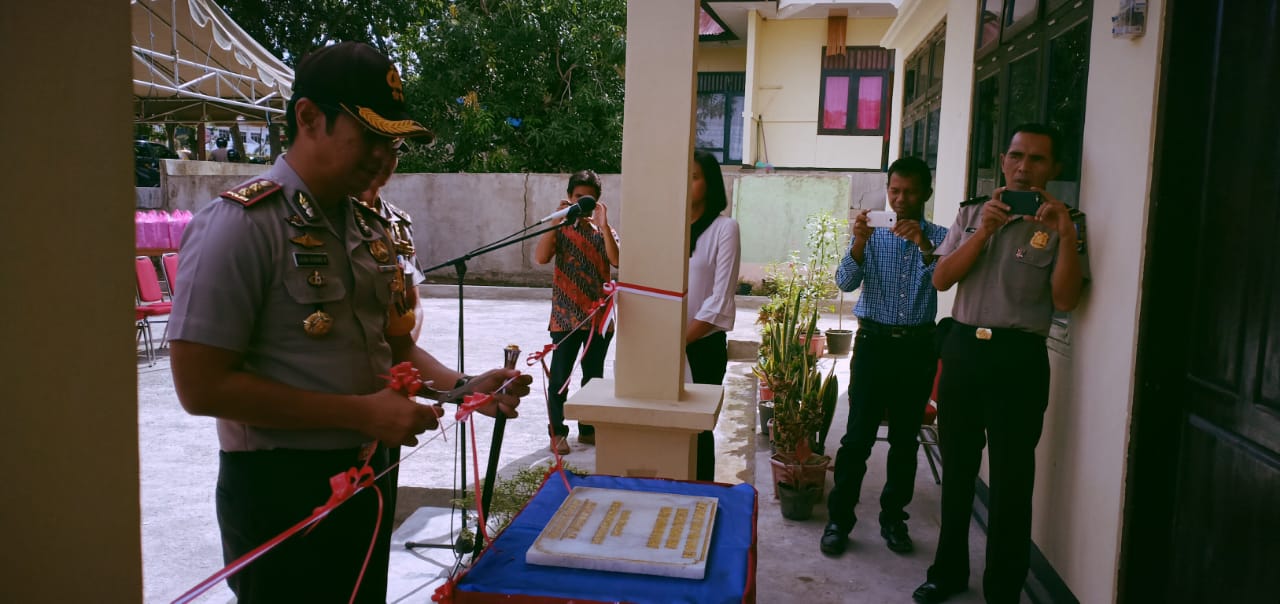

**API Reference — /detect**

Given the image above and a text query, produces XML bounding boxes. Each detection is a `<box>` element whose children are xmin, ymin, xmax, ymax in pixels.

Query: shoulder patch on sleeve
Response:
<box><xmin>959</xmin><ymin>194</ymin><xmax>991</xmax><ymax>208</ymax></box>
<box><xmin>220</xmin><ymin>179</ymin><xmax>282</xmax><ymax>207</ymax></box>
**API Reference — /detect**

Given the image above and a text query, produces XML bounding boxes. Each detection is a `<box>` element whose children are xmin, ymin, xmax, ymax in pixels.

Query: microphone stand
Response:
<box><xmin>404</xmin><ymin>217</ymin><xmax>576</xmax><ymax>555</ymax></box>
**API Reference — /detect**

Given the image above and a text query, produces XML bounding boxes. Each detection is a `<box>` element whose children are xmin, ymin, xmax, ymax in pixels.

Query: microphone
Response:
<box><xmin>538</xmin><ymin>195</ymin><xmax>597</xmax><ymax>224</ymax></box>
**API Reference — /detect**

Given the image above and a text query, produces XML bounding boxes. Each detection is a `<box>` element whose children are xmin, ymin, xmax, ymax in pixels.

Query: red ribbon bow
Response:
<box><xmin>382</xmin><ymin>361</ymin><xmax>424</xmax><ymax>397</ymax></box>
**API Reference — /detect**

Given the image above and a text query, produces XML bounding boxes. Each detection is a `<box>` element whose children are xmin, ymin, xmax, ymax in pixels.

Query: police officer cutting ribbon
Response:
<box><xmin>168</xmin><ymin>42</ymin><xmax>532</xmax><ymax>603</ymax></box>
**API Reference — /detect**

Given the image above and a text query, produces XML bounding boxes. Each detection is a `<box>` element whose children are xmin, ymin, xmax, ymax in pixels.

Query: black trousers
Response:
<box><xmin>826</xmin><ymin>326</ymin><xmax>936</xmax><ymax>532</ymax></box>
<box><xmin>927</xmin><ymin>323</ymin><xmax>1050</xmax><ymax>604</ymax></box>
<box><xmin>217</xmin><ymin>446</ymin><xmax>396</xmax><ymax>604</ymax></box>
<box><xmin>686</xmin><ymin>330</ymin><xmax>727</xmax><ymax>482</ymax></box>
<box><xmin>547</xmin><ymin>329</ymin><xmax>613</xmax><ymax>437</ymax></box>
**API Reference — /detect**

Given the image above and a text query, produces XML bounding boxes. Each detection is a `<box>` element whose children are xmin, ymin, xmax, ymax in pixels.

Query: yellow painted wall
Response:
<box><xmin>916</xmin><ymin>1</ymin><xmax>1169</xmax><ymax>601</ymax></box>
<box><xmin>697</xmin><ymin>44</ymin><xmax>747</xmax><ymax>72</ymax></box>
<box><xmin>750</xmin><ymin>17</ymin><xmax>893</xmax><ymax>169</ymax></box>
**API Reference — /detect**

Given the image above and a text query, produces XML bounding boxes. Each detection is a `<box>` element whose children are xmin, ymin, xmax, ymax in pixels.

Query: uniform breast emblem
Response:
<box><xmin>303</xmin><ymin>309</ymin><xmax>333</xmax><ymax>337</ymax></box>
<box><xmin>295</xmin><ymin>192</ymin><xmax>317</xmax><ymax>220</ymax></box>
<box><xmin>1030</xmin><ymin>231</ymin><xmax>1050</xmax><ymax>249</ymax></box>
<box><xmin>368</xmin><ymin>240</ymin><xmax>392</xmax><ymax>263</ymax></box>
<box><xmin>307</xmin><ymin>271</ymin><xmax>325</xmax><ymax>287</ymax></box>
<box><xmin>1015</xmin><ymin>248</ymin><xmax>1027</xmax><ymax>259</ymax></box>
<box><xmin>290</xmin><ymin>234</ymin><xmax>325</xmax><ymax>248</ymax></box>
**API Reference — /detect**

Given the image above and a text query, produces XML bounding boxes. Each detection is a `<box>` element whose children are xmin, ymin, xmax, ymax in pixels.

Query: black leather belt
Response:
<box><xmin>857</xmin><ymin>318</ymin><xmax>935</xmax><ymax>339</ymax></box>
<box><xmin>951</xmin><ymin>321</ymin><xmax>1044</xmax><ymax>343</ymax></box>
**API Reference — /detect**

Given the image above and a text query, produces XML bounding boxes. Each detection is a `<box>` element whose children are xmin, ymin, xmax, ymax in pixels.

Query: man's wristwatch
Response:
<box><xmin>454</xmin><ymin>375</ymin><xmax>473</xmax><ymax>390</ymax></box>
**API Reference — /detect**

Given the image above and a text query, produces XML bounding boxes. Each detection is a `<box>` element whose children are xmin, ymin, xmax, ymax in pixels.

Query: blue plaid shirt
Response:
<box><xmin>836</xmin><ymin>221</ymin><xmax>948</xmax><ymax>326</ymax></box>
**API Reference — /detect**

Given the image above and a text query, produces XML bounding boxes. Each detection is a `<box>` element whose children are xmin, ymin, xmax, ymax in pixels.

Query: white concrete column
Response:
<box><xmin>742</xmin><ymin>9</ymin><xmax>763</xmax><ymax>167</ymax></box>
<box><xmin>0</xmin><ymin>0</ymin><xmax>142</xmax><ymax>600</ymax></box>
<box><xmin>566</xmin><ymin>0</ymin><xmax>723</xmax><ymax>480</ymax></box>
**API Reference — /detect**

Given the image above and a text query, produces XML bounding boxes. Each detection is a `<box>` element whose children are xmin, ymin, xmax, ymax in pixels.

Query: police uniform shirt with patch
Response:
<box><xmin>368</xmin><ymin>197</ymin><xmax>421</xmax><ymax>286</ymax></box>
<box><xmin>169</xmin><ymin>156</ymin><xmax>399</xmax><ymax>452</ymax></box>
<box><xmin>934</xmin><ymin>203</ymin><xmax>1091</xmax><ymax>336</ymax></box>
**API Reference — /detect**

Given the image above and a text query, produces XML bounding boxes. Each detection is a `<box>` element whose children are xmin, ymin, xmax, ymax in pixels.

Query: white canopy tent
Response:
<box><xmin>131</xmin><ymin>0</ymin><xmax>293</xmax><ymax>124</ymax></box>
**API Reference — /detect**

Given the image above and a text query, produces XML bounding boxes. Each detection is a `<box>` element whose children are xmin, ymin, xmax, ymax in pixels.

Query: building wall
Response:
<box><xmin>1034</xmin><ymin>3</ymin><xmax>1165</xmax><ymax>601</ymax></box>
<box><xmin>1</xmin><ymin>1</ymin><xmax>144</xmax><ymax>600</ymax></box>
<box><xmin>697</xmin><ymin>43</ymin><xmax>747</xmax><ymax>71</ymax></box>
<box><xmin>881</xmin><ymin>0</ymin><xmax>949</xmax><ymax>163</ymax></box>
<box><xmin>916</xmin><ymin>2</ymin><xmax>1169</xmax><ymax>602</ymax></box>
<box><xmin>750</xmin><ymin>17</ymin><xmax>894</xmax><ymax>169</ymax></box>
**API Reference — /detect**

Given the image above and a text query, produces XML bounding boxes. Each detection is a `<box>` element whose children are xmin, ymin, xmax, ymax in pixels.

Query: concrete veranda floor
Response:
<box><xmin>139</xmin><ymin>286</ymin><xmax>1014</xmax><ymax>603</ymax></box>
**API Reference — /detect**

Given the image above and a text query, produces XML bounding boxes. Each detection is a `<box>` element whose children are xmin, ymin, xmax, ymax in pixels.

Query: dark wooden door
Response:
<box><xmin>1122</xmin><ymin>1</ymin><xmax>1280</xmax><ymax>602</ymax></box>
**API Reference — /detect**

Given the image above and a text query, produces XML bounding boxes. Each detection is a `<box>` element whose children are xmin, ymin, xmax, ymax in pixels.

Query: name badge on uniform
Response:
<box><xmin>293</xmin><ymin>252</ymin><xmax>330</xmax><ymax>267</ymax></box>
<box><xmin>377</xmin><ymin>264</ymin><xmax>399</xmax><ymax>273</ymax></box>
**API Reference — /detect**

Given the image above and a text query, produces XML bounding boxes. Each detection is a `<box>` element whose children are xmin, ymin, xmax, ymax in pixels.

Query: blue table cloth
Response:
<box><xmin>454</xmin><ymin>473</ymin><xmax>758</xmax><ymax>604</ymax></box>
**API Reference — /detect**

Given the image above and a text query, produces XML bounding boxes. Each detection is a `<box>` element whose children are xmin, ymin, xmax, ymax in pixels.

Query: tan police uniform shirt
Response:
<box><xmin>169</xmin><ymin>156</ymin><xmax>400</xmax><ymax>451</ymax></box>
<box><xmin>934</xmin><ymin>203</ymin><xmax>1091</xmax><ymax>337</ymax></box>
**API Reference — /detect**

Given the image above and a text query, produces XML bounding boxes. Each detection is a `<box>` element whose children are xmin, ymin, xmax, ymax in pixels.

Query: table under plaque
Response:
<box><xmin>449</xmin><ymin>474</ymin><xmax>757</xmax><ymax>603</ymax></box>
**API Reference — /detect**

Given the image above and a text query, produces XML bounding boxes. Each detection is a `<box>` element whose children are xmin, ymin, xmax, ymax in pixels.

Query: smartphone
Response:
<box><xmin>1002</xmin><ymin>190</ymin><xmax>1042</xmax><ymax>216</ymax></box>
<box><xmin>867</xmin><ymin>210</ymin><xmax>897</xmax><ymax>228</ymax></box>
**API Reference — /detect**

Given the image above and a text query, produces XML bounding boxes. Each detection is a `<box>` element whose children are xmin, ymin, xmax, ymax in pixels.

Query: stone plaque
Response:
<box><xmin>525</xmin><ymin>486</ymin><xmax>718</xmax><ymax>580</ymax></box>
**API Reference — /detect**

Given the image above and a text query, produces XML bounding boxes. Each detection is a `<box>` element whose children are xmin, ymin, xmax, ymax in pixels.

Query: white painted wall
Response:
<box><xmin>900</xmin><ymin>1</ymin><xmax>1170</xmax><ymax>602</ymax></box>
<box><xmin>1033</xmin><ymin>3</ymin><xmax>1165</xmax><ymax>601</ymax></box>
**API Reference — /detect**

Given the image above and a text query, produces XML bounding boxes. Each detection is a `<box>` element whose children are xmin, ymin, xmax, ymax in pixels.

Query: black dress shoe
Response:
<box><xmin>911</xmin><ymin>581</ymin><xmax>965</xmax><ymax>604</ymax></box>
<box><xmin>819</xmin><ymin>522</ymin><xmax>849</xmax><ymax>556</ymax></box>
<box><xmin>880</xmin><ymin>522</ymin><xmax>914</xmax><ymax>553</ymax></box>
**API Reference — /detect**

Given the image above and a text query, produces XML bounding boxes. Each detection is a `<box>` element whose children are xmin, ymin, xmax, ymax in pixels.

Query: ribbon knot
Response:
<box><xmin>382</xmin><ymin>362</ymin><xmax>424</xmax><ymax>397</ymax></box>
<box><xmin>455</xmin><ymin>393</ymin><xmax>493</xmax><ymax>421</ymax></box>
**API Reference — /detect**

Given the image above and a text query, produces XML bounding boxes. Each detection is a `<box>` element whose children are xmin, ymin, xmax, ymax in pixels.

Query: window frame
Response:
<box><xmin>900</xmin><ymin>21</ymin><xmax>946</xmax><ymax>169</ymax></box>
<box><xmin>816</xmin><ymin>46</ymin><xmax>894</xmax><ymax>137</ymax></box>
<box><xmin>695</xmin><ymin>71</ymin><xmax>746</xmax><ymax>165</ymax></box>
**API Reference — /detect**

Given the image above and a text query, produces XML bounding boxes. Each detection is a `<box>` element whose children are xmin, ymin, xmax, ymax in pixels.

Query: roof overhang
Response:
<box><xmin>131</xmin><ymin>0</ymin><xmax>293</xmax><ymax>123</ymax></box>
<box><xmin>703</xmin><ymin>0</ymin><xmax>901</xmax><ymax>42</ymax></box>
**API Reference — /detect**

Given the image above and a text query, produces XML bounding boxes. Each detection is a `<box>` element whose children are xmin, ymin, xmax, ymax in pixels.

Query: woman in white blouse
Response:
<box><xmin>686</xmin><ymin>150</ymin><xmax>741</xmax><ymax>481</ymax></box>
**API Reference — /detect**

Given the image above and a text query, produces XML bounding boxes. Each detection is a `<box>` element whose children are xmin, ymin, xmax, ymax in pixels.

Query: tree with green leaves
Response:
<box><xmin>398</xmin><ymin>0</ymin><xmax>626</xmax><ymax>173</ymax></box>
<box><xmin>218</xmin><ymin>0</ymin><xmax>424</xmax><ymax>64</ymax></box>
<box><xmin>218</xmin><ymin>0</ymin><xmax>627</xmax><ymax>173</ymax></box>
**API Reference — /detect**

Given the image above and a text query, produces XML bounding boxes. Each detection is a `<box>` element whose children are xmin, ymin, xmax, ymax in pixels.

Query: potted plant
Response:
<box><xmin>826</xmin><ymin>287</ymin><xmax>854</xmax><ymax>356</ymax></box>
<box><xmin>753</xmin><ymin>242</ymin><xmax>837</xmax><ymax>520</ymax></box>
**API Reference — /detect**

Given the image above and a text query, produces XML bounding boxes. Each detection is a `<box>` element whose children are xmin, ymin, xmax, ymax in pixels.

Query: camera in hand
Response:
<box><xmin>1002</xmin><ymin>190</ymin><xmax>1042</xmax><ymax>216</ymax></box>
<box><xmin>867</xmin><ymin>210</ymin><xmax>897</xmax><ymax>228</ymax></box>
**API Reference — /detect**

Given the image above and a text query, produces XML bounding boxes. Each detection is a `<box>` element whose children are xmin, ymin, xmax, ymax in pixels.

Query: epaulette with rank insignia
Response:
<box><xmin>220</xmin><ymin>179</ymin><xmax>282</xmax><ymax>207</ymax></box>
<box><xmin>959</xmin><ymin>194</ymin><xmax>991</xmax><ymax>208</ymax></box>
<box><xmin>353</xmin><ymin>199</ymin><xmax>392</xmax><ymax>226</ymax></box>
<box><xmin>385</xmin><ymin>201</ymin><xmax>413</xmax><ymax>225</ymax></box>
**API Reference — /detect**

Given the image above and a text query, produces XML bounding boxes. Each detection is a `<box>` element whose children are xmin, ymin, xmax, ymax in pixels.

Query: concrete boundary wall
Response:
<box><xmin>159</xmin><ymin>161</ymin><xmax>885</xmax><ymax>286</ymax></box>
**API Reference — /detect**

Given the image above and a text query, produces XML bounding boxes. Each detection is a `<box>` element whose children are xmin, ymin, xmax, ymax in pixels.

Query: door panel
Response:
<box><xmin>1125</xmin><ymin>0</ymin><xmax>1280</xmax><ymax>601</ymax></box>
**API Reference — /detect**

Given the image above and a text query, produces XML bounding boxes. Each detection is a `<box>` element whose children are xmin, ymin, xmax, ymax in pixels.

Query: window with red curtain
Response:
<box><xmin>817</xmin><ymin>46</ymin><xmax>893</xmax><ymax>136</ymax></box>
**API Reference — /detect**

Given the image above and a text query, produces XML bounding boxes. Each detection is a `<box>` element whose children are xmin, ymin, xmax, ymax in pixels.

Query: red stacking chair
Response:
<box><xmin>161</xmin><ymin>253</ymin><xmax>180</xmax><ymax>298</ymax></box>
<box><xmin>135</xmin><ymin>256</ymin><xmax>173</xmax><ymax>355</ymax></box>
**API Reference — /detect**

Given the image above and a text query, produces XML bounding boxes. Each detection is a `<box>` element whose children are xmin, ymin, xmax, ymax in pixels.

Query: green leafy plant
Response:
<box><xmin>754</xmin><ymin>211</ymin><xmax>843</xmax><ymax>468</ymax></box>
<box><xmin>453</xmin><ymin>461</ymin><xmax>586</xmax><ymax>543</ymax></box>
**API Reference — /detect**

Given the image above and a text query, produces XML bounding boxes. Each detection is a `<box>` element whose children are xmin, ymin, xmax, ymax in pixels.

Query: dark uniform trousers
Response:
<box><xmin>686</xmin><ymin>330</ymin><xmax>727</xmax><ymax>482</ymax></box>
<box><xmin>827</xmin><ymin>322</ymin><xmax>937</xmax><ymax>532</ymax></box>
<box><xmin>547</xmin><ymin>330</ymin><xmax>614</xmax><ymax>437</ymax></box>
<box><xmin>927</xmin><ymin>322</ymin><xmax>1050</xmax><ymax>604</ymax></box>
<box><xmin>217</xmin><ymin>446</ymin><xmax>396</xmax><ymax>603</ymax></box>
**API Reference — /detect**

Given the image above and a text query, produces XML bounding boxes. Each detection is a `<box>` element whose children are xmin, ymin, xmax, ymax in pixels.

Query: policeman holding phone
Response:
<box><xmin>821</xmin><ymin>156</ymin><xmax>947</xmax><ymax>558</ymax></box>
<box><xmin>911</xmin><ymin>124</ymin><xmax>1090</xmax><ymax>604</ymax></box>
